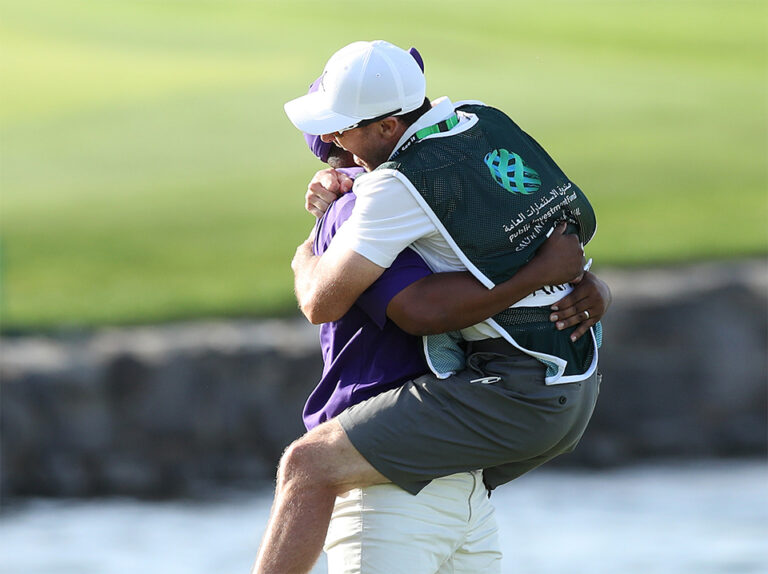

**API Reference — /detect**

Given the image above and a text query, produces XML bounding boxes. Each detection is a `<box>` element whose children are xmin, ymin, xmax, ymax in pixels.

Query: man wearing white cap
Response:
<box><xmin>256</xmin><ymin>40</ymin><xmax>605</xmax><ymax>573</ymax></box>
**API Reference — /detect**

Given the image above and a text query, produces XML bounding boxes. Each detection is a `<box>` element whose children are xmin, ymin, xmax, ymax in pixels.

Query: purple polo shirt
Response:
<box><xmin>302</xmin><ymin>180</ymin><xmax>432</xmax><ymax>430</ymax></box>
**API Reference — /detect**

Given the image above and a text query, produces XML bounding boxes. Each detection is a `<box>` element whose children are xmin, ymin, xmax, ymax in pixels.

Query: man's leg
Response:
<box><xmin>325</xmin><ymin>472</ymin><xmax>488</xmax><ymax>574</ymax></box>
<box><xmin>255</xmin><ymin>347</ymin><xmax>599</xmax><ymax>573</ymax></box>
<box><xmin>252</xmin><ymin>419</ymin><xmax>388</xmax><ymax>574</ymax></box>
<box><xmin>445</xmin><ymin>472</ymin><xmax>502</xmax><ymax>574</ymax></box>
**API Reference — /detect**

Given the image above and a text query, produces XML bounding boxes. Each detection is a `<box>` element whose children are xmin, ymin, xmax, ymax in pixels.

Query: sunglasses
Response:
<box><xmin>336</xmin><ymin>108</ymin><xmax>402</xmax><ymax>134</ymax></box>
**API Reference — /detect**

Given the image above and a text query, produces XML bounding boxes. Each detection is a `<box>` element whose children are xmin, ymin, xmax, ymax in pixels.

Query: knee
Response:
<box><xmin>274</xmin><ymin>420</ymin><xmax>371</xmax><ymax>495</ymax></box>
<box><xmin>276</xmin><ymin>435</ymin><xmax>336</xmax><ymax>491</ymax></box>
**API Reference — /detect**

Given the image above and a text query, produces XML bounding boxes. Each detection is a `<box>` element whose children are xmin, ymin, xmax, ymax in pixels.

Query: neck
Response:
<box><xmin>382</xmin><ymin>122</ymin><xmax>409</xmax><ymax>162</ymax></box>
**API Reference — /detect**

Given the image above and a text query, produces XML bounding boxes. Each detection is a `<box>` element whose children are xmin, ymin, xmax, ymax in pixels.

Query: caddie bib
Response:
<box><xmin>377</xmin><ymin>104</ymin><xmax>600</xmax><ymax>382</ymax></box>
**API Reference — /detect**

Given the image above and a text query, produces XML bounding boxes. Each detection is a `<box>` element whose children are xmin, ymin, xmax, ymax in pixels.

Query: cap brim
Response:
<box><xmin>284</xmin><ymin>92</ymin><xmax>362</xmax><ymax>136</ymax></box>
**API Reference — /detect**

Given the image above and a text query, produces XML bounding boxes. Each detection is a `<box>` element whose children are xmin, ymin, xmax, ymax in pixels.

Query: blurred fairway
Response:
<box><xmin>1</xmin><ymin>0</ymin><xmax>766</xmax><ymax>330</ymax></box>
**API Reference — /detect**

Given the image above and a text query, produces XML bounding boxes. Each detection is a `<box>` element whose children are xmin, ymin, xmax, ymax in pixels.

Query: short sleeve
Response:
<box><xmin>355</xmin><ymin>247</ymin><xmax>432</xmax><ymax>328</ymax></box>
<box><xmin>332</xmin><ymin>171</ymin><xmax>436</xmax><ymax>268</ymax></box>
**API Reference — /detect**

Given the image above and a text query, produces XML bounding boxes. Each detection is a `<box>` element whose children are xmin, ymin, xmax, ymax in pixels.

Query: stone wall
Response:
<box><xmin>1</xmin><ymin>260</ymin><xmax>766</xmax><ymax>498</ymax></box>
<box><xmin>578</xmin><ymin>260</ymin><xmax>767</xmax><ymax>465</ymax></box>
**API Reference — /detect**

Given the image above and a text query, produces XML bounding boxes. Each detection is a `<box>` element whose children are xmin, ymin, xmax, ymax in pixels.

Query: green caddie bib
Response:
<box><xmin>378</xmin><ymin>104</ymin><xmax>600</xmax><ymax>381</ymax></box>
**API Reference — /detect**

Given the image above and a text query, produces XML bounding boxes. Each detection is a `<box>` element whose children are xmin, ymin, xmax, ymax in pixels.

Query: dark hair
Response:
<box><xmin>396</xmin><ymin>97</ymin><xmax>432</xmax><ymax>127</ymax></box>
<box><xmin>327</xmin><ymin>145</ymin><xmax>356</xmax><ymax>169</ymax></box>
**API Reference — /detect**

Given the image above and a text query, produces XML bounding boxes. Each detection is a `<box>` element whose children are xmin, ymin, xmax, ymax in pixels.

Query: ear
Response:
<box><xmin>377</xmin><ymin>117</ymin><xmax>406</xmax><ymax>141</ymax></box>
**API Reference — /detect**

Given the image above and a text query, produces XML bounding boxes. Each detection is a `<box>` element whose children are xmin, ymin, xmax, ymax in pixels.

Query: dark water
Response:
<box><xmin>2</xmin><ymin>461</ymin><xmax>766</xmax><ymax>574</ymax></box>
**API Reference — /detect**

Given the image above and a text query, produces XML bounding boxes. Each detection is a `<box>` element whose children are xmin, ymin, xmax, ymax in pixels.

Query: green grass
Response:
<box><xmin>1</xmin><ymin>0</ymin><xmax>766</xmax><ymax>329</ymax></box>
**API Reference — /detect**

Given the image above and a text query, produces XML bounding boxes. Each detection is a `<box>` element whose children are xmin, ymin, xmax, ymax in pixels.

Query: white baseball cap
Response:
<box><xmin>284</xmin><ymin>40</ymin><xmax>427</xmax><ymax>136</ymax></box>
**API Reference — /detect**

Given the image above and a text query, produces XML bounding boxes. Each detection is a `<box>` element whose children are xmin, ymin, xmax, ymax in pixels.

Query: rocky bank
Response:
<box><xmin>1</xmin><ymin>260</ymin><xmax>766</xmax><ymax>498</ymax></box>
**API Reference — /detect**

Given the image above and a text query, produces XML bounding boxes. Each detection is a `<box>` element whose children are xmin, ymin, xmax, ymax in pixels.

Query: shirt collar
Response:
<box><xmin>389</xmin><ymin>97</ymin><xmax>455</xmax><ymax>161</ymax></box>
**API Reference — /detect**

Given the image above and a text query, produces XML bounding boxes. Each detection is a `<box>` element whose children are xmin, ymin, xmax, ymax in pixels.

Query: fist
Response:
<box><xmin>305</xmin><ymin>169</ymin><xmax>354</xmax><ymax>218</ymax></box>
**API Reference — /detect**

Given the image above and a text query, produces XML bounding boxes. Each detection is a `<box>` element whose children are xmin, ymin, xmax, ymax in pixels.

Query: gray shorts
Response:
<box><xmin>338</xmin><ymin>339</ymin><xmax>601</xmax><ymax>495</ymax></box>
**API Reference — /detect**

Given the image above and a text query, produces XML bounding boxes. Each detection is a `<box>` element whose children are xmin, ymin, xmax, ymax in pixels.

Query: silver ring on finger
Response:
<box><xmin>584</xmin><ymin>310</ymin><xmax>590</xmax><ymax>320</ymax></box>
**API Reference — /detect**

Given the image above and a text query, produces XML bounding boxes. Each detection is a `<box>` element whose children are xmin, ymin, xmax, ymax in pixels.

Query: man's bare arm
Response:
<box><xmin>292</xmin><ymin>235</ymin><xmax>386</xmax><ymax>324</ymax></box>
<box><xmin>387</xmin><ymin>223</ymin><xmax>587</xmax><ymax>335</ymax></box>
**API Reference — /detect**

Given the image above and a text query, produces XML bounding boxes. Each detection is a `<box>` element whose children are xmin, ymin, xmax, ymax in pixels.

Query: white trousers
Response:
<box><xmin>323</xmin><ymin>471</ymin><xmax>501</xmax><ymax>574</ymax></box>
